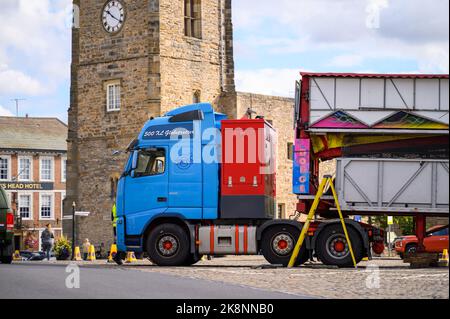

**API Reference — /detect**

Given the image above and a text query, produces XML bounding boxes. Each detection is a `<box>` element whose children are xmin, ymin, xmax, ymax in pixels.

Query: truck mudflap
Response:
<box><xmin>311</xmin><ymin>219</ymin><xmax>371</xmax><ymax>257</ymax></box>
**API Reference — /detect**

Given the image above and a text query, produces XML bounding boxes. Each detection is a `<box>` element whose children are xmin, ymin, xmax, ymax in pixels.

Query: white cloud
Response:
<box><xmin>0</xmin><ymin>105</ymin><xmax>14</xmax><ymax>117</ymax></box>
<box><xmin>0</xmin><ymin>67</ymin><xmax>44</xmax><ymax>96</ymax></box>
<box><xmin>328</xmin><ymin>55</ymin><xmax>365</xmax><ymax>68</ymax></box>
<box><xmin>236</xmin><ymin>68</ymin><xmax>304</xmax><ymax>97</ymax></box>
<box><xmin>234</xmin><ymin>0</ymin><xmax>449</xmax><ymax>73</ymax></box>
<box><xmin>0</xmin><ymin>0</ymin><xmax>72</xmax><ymax>97</ymax></box>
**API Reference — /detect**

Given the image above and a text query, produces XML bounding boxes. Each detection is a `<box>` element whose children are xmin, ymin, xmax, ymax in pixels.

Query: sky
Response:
<box><xmin>0</xmin><ymin>0</ymin><xmax>448</xmax><ymax>122</ymax></box>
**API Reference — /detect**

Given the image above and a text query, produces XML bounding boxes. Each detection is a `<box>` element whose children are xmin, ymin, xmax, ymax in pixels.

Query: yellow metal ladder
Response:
<box><xmin>288</xmin><ymin>175</ymin><xmax>357</xmax><ymax>268</ymax></box>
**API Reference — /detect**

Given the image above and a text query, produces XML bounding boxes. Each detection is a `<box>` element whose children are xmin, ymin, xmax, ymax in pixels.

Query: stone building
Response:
<box><xmin>66</xmin><ymin>0</ymin><xmax>298</xmax><ymax>247</ymax></box>
<box><xmin>0</xmin><ymin>116</ymin><xmax>67</xmax><ymax>251</ymax></box>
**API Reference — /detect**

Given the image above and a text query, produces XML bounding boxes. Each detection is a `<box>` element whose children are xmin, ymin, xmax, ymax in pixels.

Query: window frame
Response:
<box><xmin>0</xmin><ymin>155</ymin><xmax>11</xmax><ymax>181</ymax></box>
<box><xmin>106</xmin><ymin>81</ymin><xmax>121</xmax><ymax>112</ymax></box>
<box><xmin>134</xmin><ymin>148</ymin><xmax>166</xmax><ymax>178</ymax></box>
<box><xmin>184</xmin><ymin>0</ymin><xmax>202</xmax><ymax>39</ymax></box>
<box><xmin>18</xmin><ymin>193</ymin><xmax>33</xmax><ymax>221</ymax></box>
<box><xmin>61</xmin><ymin>156</ymin><xmax>67</xmax><ymax>183</ymax></box>
<box><xmin>18</xmin><ymin>155</ymin><xmax>33</xmax><ymax>182</ymax></box>
<box><xmin>39</xmin><ymin>193</ymin><xmax>54</xmax><ymax>220</ymax></box>
<box><xmin>39</xmin><ymin>156</ymin><xmax>54</xmax><ymax>182</ymax></box>
<box><xmin>61</xmin><ymin>191</ymin><xmax>66</xmax><ymax>218</ymax></box>
<box><xmin>287</xmin><ymin>142</ymin><xmax>294</xmax><ymax>161</ymax></box>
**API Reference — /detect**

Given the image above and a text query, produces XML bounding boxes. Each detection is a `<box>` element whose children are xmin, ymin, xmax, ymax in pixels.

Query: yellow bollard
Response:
<box><xmin>13</xmin><ymin>250</ymin><xmax>21</xmax><ymax>261</ymax></box>
<box><xmin>108</xmin><ymin>244</ymin><xmax>118</xmax><ymax>263</ymax></box>
<box><xmin>86</xmin><ymin>244</ymin><xmax>96</xmax><ymax>261</ymax></box>
<box><xmin>73</xmin><ymin>246</ymin><xmax>83</xmax><ymax>261</ymax></box>
<box><xmin>438</xmin><ymin>249</ymin><xmax>449</xmax><ymax>267</ymax></box>
<box><xmin>125</xmin><ymin>251</ymin><xmax>137</xmax><ymax>263</ymax></box>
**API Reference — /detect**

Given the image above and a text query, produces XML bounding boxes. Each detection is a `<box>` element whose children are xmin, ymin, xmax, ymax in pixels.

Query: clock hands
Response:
<box><xmin>106</xmin><ymin>10</ymin><xmax>122</xmax><ymax>24</ymax></box>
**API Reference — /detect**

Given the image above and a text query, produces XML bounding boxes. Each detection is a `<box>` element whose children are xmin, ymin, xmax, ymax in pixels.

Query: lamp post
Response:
<box><xmin>71</xmin><ymin>202</ymin><xmax>76</xmax><ymax>260</ymax></box>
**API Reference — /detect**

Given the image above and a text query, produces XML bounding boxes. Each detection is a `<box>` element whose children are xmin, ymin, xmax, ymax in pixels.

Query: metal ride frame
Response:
<box><xmin>288</xmin><ymin>175</ymin><xmax>357</xmax><ymax>268</ymax></box>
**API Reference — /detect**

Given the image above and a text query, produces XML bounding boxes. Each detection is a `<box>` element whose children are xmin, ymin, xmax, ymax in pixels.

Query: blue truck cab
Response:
<box><xmin>115</xmin><ymin>104</ymin><xmax>226</xmax><ymax>254</ymax></box>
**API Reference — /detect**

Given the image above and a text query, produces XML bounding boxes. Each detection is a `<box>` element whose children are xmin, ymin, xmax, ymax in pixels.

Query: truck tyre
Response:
<box><xmin>261</xmin><ymin>225</ymin><xmax>308</xmax><ymax>267</ymax></box>
<box><xmin>146</xmin><ymin>223</ymin><xmax>190</xmax><ymax>267</ymax></box>
<box><xmin>316</xmin><ymin>224</ymin><xmax>364</xmax><ymax>268</ymax></box>
<box><xmin>183</xmin><ymin>254</ymin><xmax>203</xmax><ymax>266</ymax></box>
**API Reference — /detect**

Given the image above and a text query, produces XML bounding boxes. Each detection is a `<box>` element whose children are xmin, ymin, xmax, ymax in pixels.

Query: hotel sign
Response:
<box><xmin>0</xmin><ymin>182</ymin><xmax>54</xmax><ymax>191</ymax></box>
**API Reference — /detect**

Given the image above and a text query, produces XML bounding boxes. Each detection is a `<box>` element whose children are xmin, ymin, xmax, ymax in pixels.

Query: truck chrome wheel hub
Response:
<box><xmin>272</xmin><ymin>234</ymin><xmax>294</xmax><ymax>256</ymax></box>
<box><xmin>158</xmin><ymin>235</ymin><xmax>178</xmax><ymax>256</ymax></box>
<box><xmin>326</xmin><ymin>235</ymin><xmax>349</xmax><ymax>259</ymax></box>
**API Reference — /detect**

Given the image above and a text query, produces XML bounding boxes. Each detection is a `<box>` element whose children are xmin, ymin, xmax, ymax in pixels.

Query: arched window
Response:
<box><xmin>184</xmin><ymin>0</ymin><xmax>202</xmax><ymax>39</ymax></box>
<box><xmin>193</xmin><ymin>90</ymin><xmax>201</xmax><ymax>104</ymax></box>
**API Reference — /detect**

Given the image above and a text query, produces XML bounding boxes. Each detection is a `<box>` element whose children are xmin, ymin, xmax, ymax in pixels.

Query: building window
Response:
<box><xmin>40</xmin><ymin>194</ymin><xmax>53</xmax><ymax>220</ymax></box>
<box><xmin>106</xmin><ymin>82</ymin><xmax>121</xmax><ymax>112</ymax></box>
<box><xmin>19</xmin><ymin>194</ymin><xmax>32</xmax><ymax>220</ymax></box>
<box><xmin>61</xmin><ymin>192</ymin><xmax>66</xmax><ymax>217</ymax></box>
<box><xmin>277</xmin><ymin>203</ymin><xmax>285</xmax><ymax>219</ymax></box>
<box><xmin>61</xmin><ymin>157</ymin><xmax>67</xmax><ymax>183</ymax></box>
<box><xmin>287</xmin><ymin>142</ymin><xmax>294</xmax><ymax>161</ymax></box>
<box><xmin>184</xmin><ymin>0</ymin><xmax>202</xmax><ymax>39</ymax></box>
<box><xmin>18</xmin><ymin>156</ymin><xmax>32</xmax><ymax>181</ymax></box>
<box><xmin>0</xmin><ymin>156</ymin><xmax>10</xmax><ymax>180</ymax></box>
<box><xmin>40</xmin><ymin>157</ymin><xmax>54</xmax><ymax>181</ymax></box>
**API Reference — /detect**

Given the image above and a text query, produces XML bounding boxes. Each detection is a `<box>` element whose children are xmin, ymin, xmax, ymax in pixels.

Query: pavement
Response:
<box><xmin>1</xmin><ymin>256</ymin><xmax>448</xmax><ymax>299</ymax></box>
<box><xmin>0</xmin><ymin>263</ymin><xmax>309</xmax><ymax>299</ymax></box>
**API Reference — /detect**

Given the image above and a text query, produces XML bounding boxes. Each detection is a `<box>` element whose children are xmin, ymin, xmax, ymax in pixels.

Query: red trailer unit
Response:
<box><xmin>220</xmin><ymin>119</ymin><xmax>276</xmax><ymax>219</ymax></box>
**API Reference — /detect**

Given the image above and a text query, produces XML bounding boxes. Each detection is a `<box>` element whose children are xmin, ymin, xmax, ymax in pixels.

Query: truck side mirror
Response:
<box><xmin>155</xmin><ymin>159</ymin><xmax>164</xmax><ymax>174</ymax></box>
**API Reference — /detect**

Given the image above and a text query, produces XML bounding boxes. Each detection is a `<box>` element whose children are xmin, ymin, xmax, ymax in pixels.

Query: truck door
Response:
<box><xmin>124</xmin><ymin>147</ymin><xmax>169</xmax><ymax>235</ymax></box>
<box><xmin>167</xmin><ymin>149</ymin><xmax>203</xmax><ymax>219</ymax></box>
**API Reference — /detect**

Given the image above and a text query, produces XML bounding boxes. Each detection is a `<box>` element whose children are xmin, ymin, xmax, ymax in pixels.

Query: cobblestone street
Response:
<box><xmin>128</xmin><ymin>256</ymin><xmax>449</xmax><ymax>299</ymax></box>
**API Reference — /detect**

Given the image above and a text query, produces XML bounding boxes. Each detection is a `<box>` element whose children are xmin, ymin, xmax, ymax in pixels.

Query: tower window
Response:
<box><xmin>106</xmin><ymin>81</ymin><xmax>121</xmax><ymax>112</ymax></box>
<box><xmin>184</xmin><ymin>0</ymin><xmax>202</xmax><ymax>39</ymax></box>
<box><xmin>193</xmin><ymin>90</ymin><xmax>201</xmax><ymax>104</ymax></box>
<box><xmin>287</xmin><ymin>142</ymin><xmax>294</xmax><ymax>161</ymax></box>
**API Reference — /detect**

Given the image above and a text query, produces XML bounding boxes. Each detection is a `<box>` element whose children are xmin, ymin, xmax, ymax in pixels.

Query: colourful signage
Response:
<box><xmin>293</xmin><ymin>139</ymin><xmax>310</xmax><ymax>194</ymax></box>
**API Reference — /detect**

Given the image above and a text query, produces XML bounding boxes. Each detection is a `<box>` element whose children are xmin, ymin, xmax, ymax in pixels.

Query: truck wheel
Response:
<box><xmin>146</xmin><ymin>223</ymin><xmax>190</xmax><ymax>267</ymax></box>
<box><xmin>261</xmin><ymin>225</ymin><xmax>308</xmax><ymax>267</ymax></box>
<box><xmin>183</xmin><ymin>254</ymin><xmax>203</xmax><ymax>266</ymax></box>
<box><xmin>316</xmin><ymin>224</ymin><xmax>364</xmax><ymax>268</ymax></box>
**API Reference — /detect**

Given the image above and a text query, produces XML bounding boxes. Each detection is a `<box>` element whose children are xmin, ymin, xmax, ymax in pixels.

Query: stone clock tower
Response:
<box><xmin>65</xmin><ymin>0</ymin><xmax>235</xmax><ymax>246</ymax></box>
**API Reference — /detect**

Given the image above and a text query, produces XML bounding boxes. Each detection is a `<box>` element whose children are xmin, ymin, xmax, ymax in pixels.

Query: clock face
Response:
<box><xmin>102</xmin><ymin>1</ymin><xmax>125</xmax><ymax>33</ymax></box>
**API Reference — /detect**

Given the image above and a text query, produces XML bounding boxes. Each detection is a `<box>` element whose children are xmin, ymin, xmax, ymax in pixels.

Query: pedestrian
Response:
<box><xmin>82</xmin><ymin>238</ymin><xmax>91</xmax><ymax>260</ymax></box>
<box><xmin>41</xmin><ymin>224</ymin><xmax>54</xmax><ymax>261</ymax></box>
<box><xmin>111</xmin><ymin>202</ymin><xmax>117</xmax><ymax>243</ymax></box>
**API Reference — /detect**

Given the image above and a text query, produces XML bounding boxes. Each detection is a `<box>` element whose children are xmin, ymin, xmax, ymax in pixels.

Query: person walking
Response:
<box><xmin>111</xmin><ymin>203</ymin><xmax>117</xmax><ymax>243</ymax></box>
<box><xmin>41</xmin><ymin>224</ymin><xmax>54</xmax><ymax>261</ymax></box>
<box><xmin>82</xmin><ymin>238</ymin><xmax>91</xmax><ymax>260</ymax></box>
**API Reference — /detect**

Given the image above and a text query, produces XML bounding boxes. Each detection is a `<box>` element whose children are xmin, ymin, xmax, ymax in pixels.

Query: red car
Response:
<box><xmin>395</xmin><ymin>225</ymin><xmax>449</xmax><ymax>259</ymax></box>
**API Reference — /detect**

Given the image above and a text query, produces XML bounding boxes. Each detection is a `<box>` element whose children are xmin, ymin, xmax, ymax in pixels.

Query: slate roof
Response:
<box><xmin>0</xmin><ymin>116</ymin><xmax>67</xmax><ymax>152</ymax></box>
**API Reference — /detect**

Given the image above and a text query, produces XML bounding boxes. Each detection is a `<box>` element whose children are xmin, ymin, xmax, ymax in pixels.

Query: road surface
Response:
<box><xmin>0</xmin><ymin>263</ymin><xmax>310</xmax><ymax>299</ymax></box>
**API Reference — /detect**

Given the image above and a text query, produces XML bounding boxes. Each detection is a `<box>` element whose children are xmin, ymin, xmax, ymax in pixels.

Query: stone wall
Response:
<box><xmin>159</xmin><ymin>0</ymin><xmax>233</xmax><ymax>113</ymax></box>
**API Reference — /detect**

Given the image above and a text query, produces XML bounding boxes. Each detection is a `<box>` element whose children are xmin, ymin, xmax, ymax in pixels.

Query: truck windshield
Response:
<box><xmin>134</xmin><ymin>149</ymin><xmax>166</xmax><ymax>177</ymax></box>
